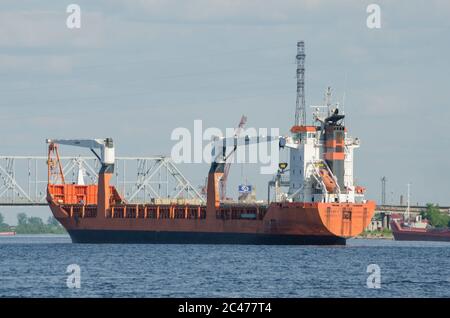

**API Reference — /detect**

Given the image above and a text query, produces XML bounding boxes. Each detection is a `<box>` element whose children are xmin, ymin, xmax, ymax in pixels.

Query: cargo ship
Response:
<box><xmin>46</xmin><ymin>44</ymin><xmax>375</xmax><ymax>245</ymax></box>
<box><xmin>391</xmin><ymin>217</ymin><xmax>450</xmax><ymax>242</ymax></box>
<box><xmin>46</xmin><ymin>102</ymin><xmax>375</xmax><ymax>245</ymax></box>
<box><xmin>390</xmin><ymin>185</ymin><xmax>450</xmax><ymax>242</ymax></box>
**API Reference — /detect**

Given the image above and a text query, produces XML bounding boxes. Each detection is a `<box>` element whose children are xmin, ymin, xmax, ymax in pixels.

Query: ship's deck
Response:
<box><xmin>56</xmin><ymin>202</ymin><xmax>269</xmax><ymax>221</ymax></box>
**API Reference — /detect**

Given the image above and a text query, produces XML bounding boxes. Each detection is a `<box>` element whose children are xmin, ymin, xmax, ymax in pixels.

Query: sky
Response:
<box><xmin>0</xmin><ymin>0</ymin><xmax>449</xmax><ymax>224</ymax></box>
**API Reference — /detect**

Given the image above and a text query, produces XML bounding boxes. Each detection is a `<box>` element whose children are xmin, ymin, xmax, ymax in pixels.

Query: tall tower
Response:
<box><xmin>381</xmin><ymin>176</ymin><xmax>386</xmax><ymax>205</ymax></box>
<box><xmin>295</xmin><ymin>41</ymin><xmax>306</xmax><ymax>126</ymax></box>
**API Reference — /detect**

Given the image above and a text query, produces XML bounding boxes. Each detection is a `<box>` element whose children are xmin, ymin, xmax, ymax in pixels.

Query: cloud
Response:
<box><xmin>110</xmin><ymin>0</ymin><xmax>351</xmax><ymax>24</ymax></box>
<box><xmin>0</xmin><ymin>10</ymin><xmax>108</xmax><ymax>49</ymax></box>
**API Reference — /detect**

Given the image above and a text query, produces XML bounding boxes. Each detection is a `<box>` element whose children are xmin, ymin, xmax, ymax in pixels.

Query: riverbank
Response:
<box><xmin>356</xmin><ymin>229</ymin><xmax>393</xmax><ymax>240</ymax></box>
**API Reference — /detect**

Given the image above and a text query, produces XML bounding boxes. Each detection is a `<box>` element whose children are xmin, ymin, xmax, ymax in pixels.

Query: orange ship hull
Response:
<box><xmin>47</xmin><ymin>184</ymin><xmax>375</xmax><ymax>245</ymax></box>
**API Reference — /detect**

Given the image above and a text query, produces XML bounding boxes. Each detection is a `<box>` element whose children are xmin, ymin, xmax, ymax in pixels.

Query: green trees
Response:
<box><xmin>15</xmin><ymin>213</ymin><xmax>46</xmax><ymax>234</ymax></box>
<box><xmin>46</xmin><ymin>216</ymin><xmax>66</xmax><ymax>234</ymax></box>
<box><xmin>0</xmin><ymin>213</ymin><xmax>11</xmax><ymax>231</ymax></box>
<box><xmin>17</xmin><ymin>212</ymin><xmax>27</xmax><ymax>227</ymax></box>
<box><xmin>15</xmin><ymin>213</ymin><xmax>66</xmax><ymax>234</ymax></box>
<box><xmin>0</xmin><ymin>213</ymin><xmax>67</xmax><ymax>234</ymax></box>
<box><xmin>421</xmin><ymin>204</ymin><xmax>450</xmax><ymax>228</ymax></box>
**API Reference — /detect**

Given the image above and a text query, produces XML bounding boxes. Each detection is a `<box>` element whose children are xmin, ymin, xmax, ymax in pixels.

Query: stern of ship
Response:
<box><xmin>263</xmin><ymin>200</ymin><xmax>376</xmax><ymax>244</ymax></box>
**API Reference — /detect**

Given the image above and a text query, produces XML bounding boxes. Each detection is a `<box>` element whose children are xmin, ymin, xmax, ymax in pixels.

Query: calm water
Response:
<box><xmin>0</xmin><ymin>235</ymin><xmax>449</xmax><ymax>298</ymax></box>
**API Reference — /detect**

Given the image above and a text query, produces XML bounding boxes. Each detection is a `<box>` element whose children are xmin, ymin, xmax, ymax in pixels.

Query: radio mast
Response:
<box><xmin>295</xmin><ymin>41</ymin><xmax>306</xmax><ymax>126</ymax></box>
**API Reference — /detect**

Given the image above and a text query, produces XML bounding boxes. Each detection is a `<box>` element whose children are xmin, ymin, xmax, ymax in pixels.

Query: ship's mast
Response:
<box><xmin>295</xmin><ymin>41</ymin><xmax>306</xmax><ymax>126</ymax></box>
<box><xmin>406</xmin><ymin>183</ymin><xmax>411</xmax><ymax>222</ymax></box>
<box><xmin>381</xmin><ymin>176</ymin><xmax>387</xmax><ymax>205</ymax></box>
<box><xmin>325</xmin><ymin>86</ymin><xmax>332</xmax><ymax>116</ymax></box>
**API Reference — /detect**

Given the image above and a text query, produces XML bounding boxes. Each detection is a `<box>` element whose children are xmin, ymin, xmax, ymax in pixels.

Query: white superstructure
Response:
<box><xmin>270</xmin><ymin>88</ymin><xmax>366</xmax><ymax>204</ymax></box>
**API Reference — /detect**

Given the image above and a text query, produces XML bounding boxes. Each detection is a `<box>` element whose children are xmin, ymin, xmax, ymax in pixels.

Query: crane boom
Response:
<box><xmin>211</xmin><ymin>134</ymin><xmax>287</xmax><ymax>164</ymax></box>
<box><xmin>220</xmin><ymin>116</ymin><xmax>247</xmax><ymax>201</ymax></box>
<box><xmin>47</xmin><ymin>139</ymin><xmax>105</xmax><ymax>149</ymax></box>
<box><xmin>46</xmin><ymin>138</ymin><xmax>115</xmax><ymax>165</ymax></box>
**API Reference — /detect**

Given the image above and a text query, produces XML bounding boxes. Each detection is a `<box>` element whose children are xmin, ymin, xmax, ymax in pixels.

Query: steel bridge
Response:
<box><xmin>376</xmin><ymin>205</ymin><xmax>450</xmax><ymax>215</ymax></box>
<box><xmin>0</xmin><ymin>156</ymin><xmax>204</xmax><ymax>206</ymax></box>
<box><xmin>1</xmin><ymin>154</ymin><xmax>448</xmax><ymax>216</ymax></box>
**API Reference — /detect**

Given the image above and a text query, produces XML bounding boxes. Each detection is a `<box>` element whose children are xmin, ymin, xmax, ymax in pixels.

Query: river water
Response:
<box><xmin>0</xmin><ymin>235</ymin><xmax>449</xmax><ymax>298</ymax></box>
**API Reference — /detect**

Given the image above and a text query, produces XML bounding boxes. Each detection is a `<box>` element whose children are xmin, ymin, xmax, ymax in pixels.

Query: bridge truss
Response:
<box><xmin>0</xmin><ymin>156</ymin><xmax>204</xmax><ymax>206</ymax></box>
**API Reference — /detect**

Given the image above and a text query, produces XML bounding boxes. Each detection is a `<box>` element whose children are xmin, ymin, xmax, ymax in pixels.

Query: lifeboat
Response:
<box><xmin>319</xmin><ymin>168</ymin><xmax>337</xmax><ymax>193</ymax></box>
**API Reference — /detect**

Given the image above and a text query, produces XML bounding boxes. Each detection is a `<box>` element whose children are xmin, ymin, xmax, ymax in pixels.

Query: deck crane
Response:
<box><xmin>207</xmin><ymin>133</ymin><xmax>288</xmax><ymax>210</ymax></box>
<box><xmin>219</xmin><ymin>115</ymin><xmax>247</xmax><ymax>202</ymax></box>
<box><xmin>46</xmin><ymin>138</ymin><xmax>115</xmax><ymax>170</ymax></box>
<box><xmin>46</xmin><ymin>138</ymin><xmax>115</xmax><ymax>218</ymax></box>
